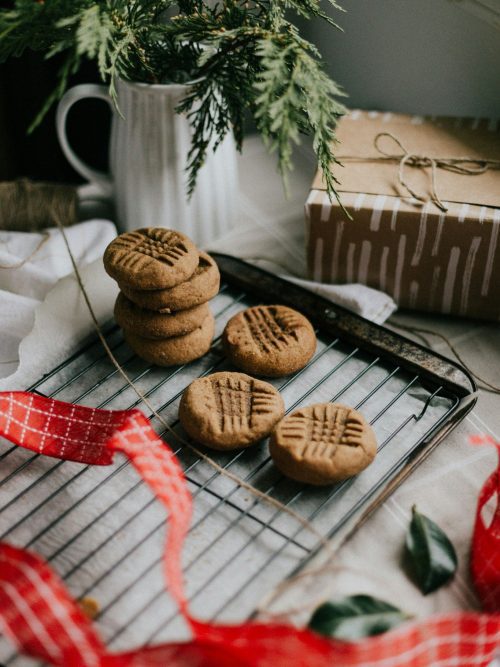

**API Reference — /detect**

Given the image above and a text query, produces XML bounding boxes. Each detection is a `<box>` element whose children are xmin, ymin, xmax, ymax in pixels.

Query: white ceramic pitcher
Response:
<box><xmin>56</xmin><ymin>78</ymin><xmax>238</xmax><ymax>245</ymax></box>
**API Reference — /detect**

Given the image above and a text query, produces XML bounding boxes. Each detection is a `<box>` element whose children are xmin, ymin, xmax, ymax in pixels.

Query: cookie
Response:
<box><xmin>179</xmin><ymin>372</ymin><xmax>285</xmax><ymax>451</ymax></box>
<box><xmin>222</xmin><ymin>305</ymin><xmax>316</xmax><ymax>377</ymax></box>
<box><xmin>103</xmin><ymin>228</ymin><xmax>198</xmax><ymax>290</ymax></box>
<box><xmin>124</xmin><ymin>311</ymin><xmax>215</xmax><ymax>366</ymax></box>
<box><xmin>269</xmin><ymin>403</ymin><xmax>377</xmax><ymax>485</ymax></box>
<box><xmin>114</xmin><ymin>292</ymin><xmax>209</xmax><ymax>339</ymax></box>
<box><xmin>119</xmin><ymin>251</ymin><xmax>220</xmax><ymax>313</ymax></box>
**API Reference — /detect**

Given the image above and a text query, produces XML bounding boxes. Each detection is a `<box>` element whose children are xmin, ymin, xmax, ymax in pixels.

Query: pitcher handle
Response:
<box><xmin>56</xmin><ymin>84</ymin><xmax>114</xmax><ymax>198</ymax></box>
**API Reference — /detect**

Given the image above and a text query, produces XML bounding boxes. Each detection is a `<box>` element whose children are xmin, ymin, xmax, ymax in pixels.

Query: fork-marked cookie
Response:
<box><xmin>119</xmin><ymin>251</ymin><xmax>220</xmax><ymax>312</ymax></box>
<box><xmin>222</xmin><ymin>305</ymin><xmax>316</xmax><ymax>377</ymax></box>
<box><xmin>114</xmin><ymin>292</ymin><xmax>209</xmax><ymax>339</ymax></box>
<box><xmin>124</xmin><ymin>311</ymin><xmax>215</xmax><ymax>366</ymax></box>
<box><xmin>179</xmin><ymin>372</ymin><xmax>285</xmax><ymax>450</ymax></box>
<box><xmin>104</xmin><ymin>228</ymin><xmax>198</xmax><ymax>290</ymax></box>
<box><xmin>269</xmin><ymin>403</ymin><xmax>377</xmax><ymax>485</ymax></box>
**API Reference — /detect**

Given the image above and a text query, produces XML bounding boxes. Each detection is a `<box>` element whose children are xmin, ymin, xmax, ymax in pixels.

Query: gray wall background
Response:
<box><xmin>301</xmin><ymin>0</ymin><xmax>500</xmax><ymax>117</ymax></box>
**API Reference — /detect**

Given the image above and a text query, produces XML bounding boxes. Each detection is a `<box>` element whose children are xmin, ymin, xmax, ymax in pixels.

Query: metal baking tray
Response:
<box><xmin>0</xmin><ymin>254</ymin><xmax>476</xmax><ymax>665</ymax></box>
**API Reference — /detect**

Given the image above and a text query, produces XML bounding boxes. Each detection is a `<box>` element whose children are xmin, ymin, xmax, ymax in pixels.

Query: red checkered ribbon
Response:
<box><xmin>0</xmin><ymin>391</ymin><xmax>499</xmax><ymax>666</ymax></box>
<box><xmin>471</xmin><ymin>434</ymin><xmax>500</xmax><ymax>613</ymax></box>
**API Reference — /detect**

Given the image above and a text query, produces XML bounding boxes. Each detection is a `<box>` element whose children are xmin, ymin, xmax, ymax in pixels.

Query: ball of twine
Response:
<box><xmin>0</xmin><ymin>179</ymin><xmax>77</xmax><ymax>231</ymax></box>
<box><xmin>0</xmin><ymin>179</ymin><xmax>78</xmax><ymax>270</ymax></box>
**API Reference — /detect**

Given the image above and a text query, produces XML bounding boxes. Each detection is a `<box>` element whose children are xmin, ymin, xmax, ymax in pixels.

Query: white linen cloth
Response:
<box><xmin>0</xmin><ymin>221</ymin><xmax>118</xmax><ymax>389</ymax></box>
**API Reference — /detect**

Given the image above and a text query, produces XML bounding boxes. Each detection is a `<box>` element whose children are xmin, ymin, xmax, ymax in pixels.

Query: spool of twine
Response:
<box><xmin>0</xmin><ymin>179</ymin><xmax>78</xmax><ymax>231</ymax></box>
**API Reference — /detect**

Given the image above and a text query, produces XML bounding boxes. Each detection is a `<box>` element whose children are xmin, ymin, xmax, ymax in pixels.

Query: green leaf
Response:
<box><xmin>308</xmin><ymin>594</ymin><xmax>408</xmax><ymax>641</ymax></box>
<box><xmin>405</xmin><ymin>505</ymin><xmax>458</xmax><ymax>594</ymax></box>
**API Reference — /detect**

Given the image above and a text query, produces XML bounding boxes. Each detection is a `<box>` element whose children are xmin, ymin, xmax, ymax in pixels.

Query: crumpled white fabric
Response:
<box><xmin>282</xmin><ymin>277</ymin><xmax>396</xmax><ymax>325</ymax></box>
<box><xmin>0</xmin><ymin>221</ymin><xmax>118</xmax><ymax>389</ymax></box>
<box><xmin>0</xmin><ymin>222</ymin><xmax>113</xmax><ymax>299</ymax></box>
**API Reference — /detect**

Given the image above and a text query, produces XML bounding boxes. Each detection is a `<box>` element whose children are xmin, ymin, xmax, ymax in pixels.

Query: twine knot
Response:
<box><xmin>373</xmin><ymin>132</ymin><xmax>500</xmax><ymax>213</ymax></box>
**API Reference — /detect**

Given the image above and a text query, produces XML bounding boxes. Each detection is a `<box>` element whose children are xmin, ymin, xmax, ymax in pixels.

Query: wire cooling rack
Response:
<box><xmin>0</xmin><ymin>254</ymin><xmax>476</xmax><ymax>665</ymax></box>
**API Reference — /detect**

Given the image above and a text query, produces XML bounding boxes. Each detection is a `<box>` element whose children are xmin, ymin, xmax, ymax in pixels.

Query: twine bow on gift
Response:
<box><xmin>341</xmin><ymin>131</ymin><xmax>500</xmax><ymax>213</ymax></box>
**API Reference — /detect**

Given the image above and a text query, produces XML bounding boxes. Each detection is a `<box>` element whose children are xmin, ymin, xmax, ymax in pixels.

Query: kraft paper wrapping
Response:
<box><xmin>306</xmin><ymin>111</ymin><xmax>500</xmax><ymax>320</ymax></box>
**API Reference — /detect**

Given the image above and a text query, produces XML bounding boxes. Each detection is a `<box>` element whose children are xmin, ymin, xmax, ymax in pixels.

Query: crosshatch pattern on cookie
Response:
<box><xmin>209</xmin><ymin>374</ymin><xmax>282</xmax><ymax>434</ymax></box>
<box><xmin>223</xmin><ymin>305</ymin><xmax>317</xmax><ymax>376</ymax></box>
<box><xmin>104</xmin><ymin>228</ymin><xmax>198</xmax><ymax>289</ymax></box>
<box><xmin>279</xmin><ymin>404</ymin><xmax>369</xmax><ymax>459</ymax></box>
<box><xmin>242</xmin><ymin>306</ymin><xmax>303</xmax><ymax>352</ymax></box>
<box><xmin>270</xmin><ymin>402</ymin><xmax>377</xmax><ymax>484</ymax></box>
<box><xmin>112</xmin><ymin>230</ymin><xmax>190</xmax><ymax>266</ymax></box>
<box><xmin>179</xmin><ymin>372</ymin><xmax>285</xmax><ymax>449</ymax></box>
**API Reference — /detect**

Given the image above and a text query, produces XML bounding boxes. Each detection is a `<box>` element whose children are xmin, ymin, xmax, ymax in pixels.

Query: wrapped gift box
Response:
<box><xmin>306</xmin><ymin>111</ymin><xmax>500</xmax><ymax>320</ymax></box>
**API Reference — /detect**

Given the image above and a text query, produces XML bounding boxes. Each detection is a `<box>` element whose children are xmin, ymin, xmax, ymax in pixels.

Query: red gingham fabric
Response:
<box><xmin>0</xmin><ymin>391</ymin><xmax>499</xmax><ymax>666</ymax></box>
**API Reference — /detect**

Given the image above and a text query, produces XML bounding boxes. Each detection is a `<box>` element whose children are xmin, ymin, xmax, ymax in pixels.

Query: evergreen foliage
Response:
<box><xmin>0</xmin><ymin>0</ymin><xmax>346</xmax><ymax>200</ymax></box>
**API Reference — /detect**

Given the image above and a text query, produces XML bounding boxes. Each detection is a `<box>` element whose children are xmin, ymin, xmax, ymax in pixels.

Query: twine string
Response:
<box><xmin>339</xmin><ymin>131</ymin><xmax>500</xmax><ymax>213</ymax></box>
<box><xmin>388</xmin><ymin>320</ymin><xmax>500</xmax><ymax>394</ymax></box>
<box><xmin>0</xmin><ymin>231</ymin><xmax>50</xmax><ymax>269</ymax></box>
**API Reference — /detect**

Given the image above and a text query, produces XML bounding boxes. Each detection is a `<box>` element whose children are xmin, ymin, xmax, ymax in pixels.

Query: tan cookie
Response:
<box><xmin>124</xmin><ymin>311</ymin><xmax>215</xmax><ymax>366</ymax></box>
<box><xmin>103</xmin><ymin>228</ymin><xmax>198</xmax><ymax>290</ymax></box>
<box><xmin>179</xmin><ymin>372</ymin><xmax>285</xmax><ymax>451</ymax></box>
<box><xmin>269</xmin><ymin>403</ymin><xmax>377</xmax><ymax>485</ymax></box>
<box><xmin>222</xmin><ymin>305</ymin><xmax>316</xmax><ymax>377</ymax></box>
<box><xmin>119</xmin><ymin>252</ymin><xmax>220</xmax><ymax>313</ymax></box>
<box><xmin>114</xmin><ymin>292</ymin><xmax>209</xmax><ymax>339</ymax></box>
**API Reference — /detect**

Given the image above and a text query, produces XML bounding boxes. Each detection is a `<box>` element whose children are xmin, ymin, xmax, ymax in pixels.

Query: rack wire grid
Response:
<box><xmin>0</xmin><ymin>254</ymin><xmax>476</xmax><ymax>665</ymax></box>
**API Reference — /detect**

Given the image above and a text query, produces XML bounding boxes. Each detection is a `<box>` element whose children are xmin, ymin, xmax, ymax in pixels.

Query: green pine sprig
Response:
<box><xmin>0</xmin><ymin>0</ymin><xmax>347</xmax><ymax>204</ymax></box>
<box><xmin>254</xmin><ymin>32</ymin><xmax>345</xmax><ymax>198</ymax></box>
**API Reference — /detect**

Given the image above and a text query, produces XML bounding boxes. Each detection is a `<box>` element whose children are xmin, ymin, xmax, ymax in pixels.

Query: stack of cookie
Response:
<box><xmin>103</xmin><ymin>228</ymin><xmax>220</xmax><ymax>366</ymax></box>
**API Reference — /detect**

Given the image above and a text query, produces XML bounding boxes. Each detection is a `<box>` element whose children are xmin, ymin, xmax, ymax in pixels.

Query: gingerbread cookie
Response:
<box><xmin>125</xmin><ymin>311</ymin><xmax>215</xmax><ymax>366</ymax></box>
<box><xmin>222</xmin><ymin>305</ymin><xmax>316</xmax><ymax>377</ymax></box>
<box><xmin>269</xmin><ymin>403</ymin><xmax>377</xmax><ymax>485</ymax></box>
<box><xmin>119</xmin><ymin>251</ymin><xmax>220</xmax><ymax>313</ymax></box>
<box><xmin>114</xmin><ymin>292</ymin><xmax>209</xmax><ymax>339</ymax></box>
<box><xmin>103</xmin><ymin>228</ymin><xmax>198</xmax><ymax>290</ymax></box>
<box><xmin>179</xmin><ymin>372</ymin><xmax>285</xmax><ymax>450</ymax></box>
